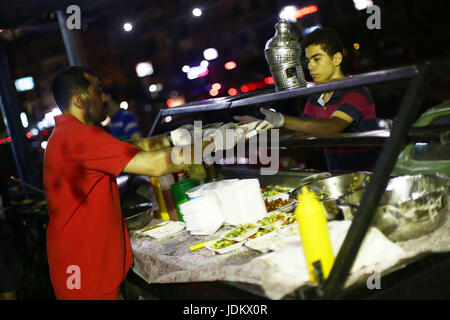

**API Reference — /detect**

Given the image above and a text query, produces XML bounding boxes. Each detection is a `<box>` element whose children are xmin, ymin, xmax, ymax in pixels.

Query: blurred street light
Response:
<box><xmin>192</xmin><ymin>8</ymin><xmax>202</xmax><ymax>17</ymax></box>
<box><xmin>120</xmin><ymin>101</ymin><xmax>129</xmax><ymax>110</ymax></box>
<box><xmin>123</xmin><ymin>23</ymin><xmax>133</xmax><ymax>31</ymax></box>
<box><xmin>136</xmin><ymin>62</ymin><xmax>154</xmax><ymax>77</ymax></box>
<box><xmin>279</xmin><ymin>6</ymin><xmax>298</xmax><ymax>22</ymax></box>
<box><xmin>224</xmin><ymin>61</ymin><xmax>236</xmax><ymax>70</ymax></box>
<box><xmin>20</xmin><ymin>112</ymin><xmax>28</xmax><ymax>128</ymax></box>
<box><xmin>203</xmin><ymin>48</ymin><xmax>218</xmax><ymax>60</ymax></box>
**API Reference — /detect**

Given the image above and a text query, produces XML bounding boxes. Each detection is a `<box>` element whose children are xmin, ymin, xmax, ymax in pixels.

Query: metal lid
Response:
<box><xmin>265</xmin><ymin>20</ymin><xmax>301</xmax><ymax>50</ymax></box>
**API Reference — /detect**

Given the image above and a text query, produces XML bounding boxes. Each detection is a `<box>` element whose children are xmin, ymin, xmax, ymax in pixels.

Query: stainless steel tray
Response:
<box><xmin>339</xmin><ymin>174</ymin><xmax>450</xmax><ymax>242</ymax></box>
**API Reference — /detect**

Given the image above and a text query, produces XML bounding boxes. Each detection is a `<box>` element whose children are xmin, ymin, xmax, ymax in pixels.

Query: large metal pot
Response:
<box><xmin>339</xmin><ymin>174</ymin><xmax>450</xmax><ymax>242</ymax></box>
<box><xmin>123</xmin><ymin>202</ymin><xmax>154</xmax><ymax>231</ymax></box>
<box><xmin>289</xmin><ymin>172</ymin><xmax>372</xmax><ymax>220</ymax></box>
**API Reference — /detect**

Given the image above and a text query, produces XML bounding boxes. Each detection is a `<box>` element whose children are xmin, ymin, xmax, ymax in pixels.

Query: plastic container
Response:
<box><xmin>185</xmin><ymin>183</ymin><xmax>209</xmax><ymax>200</ymax></box>
<box><xmin>171</xmin><ymin>179</ymin><xmax>197</xmax><ymax>221</ymax></box>
<box><xmin>159</xmin><ymin>174</ymin><xmax>178</xmax><ymax>221</ymax></box>
<box><xmin>295</xmin><ymin>186</ymin><xmax>335</xmax><ymax>283</ymax></box>
<box><xmin>150</xmin><ymin>177</ymin><xmax>169</xmax><ymax>220</ymax></box>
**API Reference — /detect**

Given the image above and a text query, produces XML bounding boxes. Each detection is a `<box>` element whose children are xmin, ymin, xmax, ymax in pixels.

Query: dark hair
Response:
<box><xmin>302</xmin><ymin>28</ymin><xmax>344</xmax><ymax>57</ymax></box>
<box><xmin>51</xmin><ymin>66</ymin><xmax>96</xmax><ymax>111</ymax></box>
<box><xmin>101</xmin><ymin>85</ymin><xmax>120</xmax><ymax>102</ymax></box>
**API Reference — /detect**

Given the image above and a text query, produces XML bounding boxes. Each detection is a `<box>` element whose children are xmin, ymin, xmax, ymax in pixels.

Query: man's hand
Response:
<box><xmin>169</xmin><ymin>125</ymin><xmax>193</xmax><ymax>146</ymax></box>
<box><xmin>205</xmin><ymin>123</ymin><xmax>245</xmax><ymax>151</ymax></box>
<box><xmin>233</xmin><ymin>115</ymin><xmax>260</xmax><ymax>123</ymax></box>
<box><xmin>234</xmin><ymin>107</ymin><xmax>284</xmax><ymax>129</ymax></box>
<box><xmin>259</xmin><ymin>108</ymin><xmax>284</xmax><ymax>128</ymax></box>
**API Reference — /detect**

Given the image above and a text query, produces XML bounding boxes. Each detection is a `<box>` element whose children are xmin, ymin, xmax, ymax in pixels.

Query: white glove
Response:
<box><xmin>233</xmin><ymin>108</ymin><xmax>284</xmax><ymax>129</ymax></box>
<box><xmin>233</xmin><ymin>115</ymin><xmax>260</xmax><ymax>123</ymax></box>
<box><xmin>169</xmin><ymin>127</ymin><xmax>192</xmax><ymax>146</ymax></box>
<box><xmin>259</xmin><ymin>107</ymin><xmax>284</xmax><ymax>128</ymax></box>
<box><xmin>206</xmin><ymin>123</ymin><xmax>245</xmax><ymax>151</ymax></box>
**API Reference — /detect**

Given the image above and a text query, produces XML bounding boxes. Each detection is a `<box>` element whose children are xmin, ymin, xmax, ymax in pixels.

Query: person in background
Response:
<box><xmin>0</xmin><ymin>194</ymin><xmax>24</xmax><ymax>300</ymax></box>
<box><xmin>44</xmin><ymin>66</ymin><xmax>240</xmax><ymax>300</ymax></box>
<box><xmin>236</xmin><ymin>28</ymin><xmax>380</xmax><ymax>172</ymax></box>
<box><xmin>102</xmin><ymin>86</ymin><xmax>143</xmax><ymax>141</ymax></box>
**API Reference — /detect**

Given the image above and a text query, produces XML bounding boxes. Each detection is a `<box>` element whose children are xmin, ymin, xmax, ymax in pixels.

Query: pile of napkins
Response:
<box><xmin>180</xmin><ymin>179</ymin><xmax>268</xmax><ymax>234</ymax></box>
<box><xmin>219</xmin><ymin>178</ymin><xmax>267</xmax><ymax>225</ymax></box>
<box><xmin>180</xmin><ymin>192</ymin><xmax>224</xmax><ymax>235</ymax></box>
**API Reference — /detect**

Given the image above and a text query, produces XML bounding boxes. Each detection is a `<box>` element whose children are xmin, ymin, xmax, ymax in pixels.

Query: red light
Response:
<box><xmin>264</xmin><ymin>76</ymin><xmax>274</xmax><ymax>85</ymax></box>
<box><xmin>212</xmin><ymin>83</ymin><xmax>221</xmax><ymax>90</ymax></box>
<box><xmin>6</xmin><ymin>137</ymin><xmax>11</xmax><ymax>142</ymax></box>
<box><xmin>224</xmin><ymin>61</ymin><xmax>237</xmax><ymax>70</ymax></box>
<box><xmin>197</xmin><ymin>69</ymin><xmax>209</xmax><ymax>78</ymax></box>
<box><xmin>42</xmin><ymin>129</ymin><xmax>48</xmax><ymax>135</ymax></box>
<box><xmin>241</xmin><ymin>85</ymin><xmax>249</xmax><ymax>93</ymax></box>
<box><xmin>167</xmin><ymin>99</ymin><xmax>174</xmax><ymax>107</ymax></box>
<box><xmin>295</xmin><ymin>5</ymin><xmax>318</xmax><ymax>19</ymax></box>
<box><xmin>228</xmin><ymin>88</ymin><xmax>237</xmax><ymax>96</ymax></box>
<box><xmin>209</xmin><ymin>89</ymin><xmax>219</xmax><ymax>96</ymax></box>
<box><xmin>26</xmin><ymin>132</ymin><xmax>32</xmax><ymax>138</ymax></box>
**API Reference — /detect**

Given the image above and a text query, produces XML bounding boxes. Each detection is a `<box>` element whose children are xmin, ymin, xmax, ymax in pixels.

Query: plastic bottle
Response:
<box><xmin>159</xmin><ymin>174</ymin><xmax>179</xmax><ymax>221</ymax></box>
<box><xmin>204</xmin><ymin>164</ymin><xmax>220</xmax><ymax>182</ymax></box>
<box><xmin>187</xmin><ymin>164</ymin><xmax>207</xmax><ymax>184</ymax></box>
<box><xmin>295</xmin><ymin>186</ymin><xmax>335</xmax><ymax>283</ymax></box>
<box><xmin>150</xmin><ymin>177</ymin><xmax>170</xmax><ymax>220</ymax></box>
<box><xmin>177</xmin><ymin>171</ymin><xmax>186</xmax><ymax>182</ymax></box>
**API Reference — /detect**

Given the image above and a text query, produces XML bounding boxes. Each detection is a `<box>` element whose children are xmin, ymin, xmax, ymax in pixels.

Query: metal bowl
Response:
<box><xmin>292</xmin><ymin>172</ymin><xmax>372</xmax><ymax>201</ymax></box>
<box><xmin>123</xmin><ymin>203</ymin><xmax>154</xmax><ymax>231</ymax></box>
<box><xmin>289</xmin><ymin>172</ymin><xmax>372</xmax><ymax>220</ymax></box>
<box><xmin>339</xmin><ymin>174</ymin><xmax>450</xmax><ymax>242</ymax></box>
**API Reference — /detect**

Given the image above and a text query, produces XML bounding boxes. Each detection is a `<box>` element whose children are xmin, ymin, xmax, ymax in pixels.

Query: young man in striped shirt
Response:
<box><xmin>236</xmin><ymin>28</ymin><xmax>380</xmax><ymax>172</ymax></box>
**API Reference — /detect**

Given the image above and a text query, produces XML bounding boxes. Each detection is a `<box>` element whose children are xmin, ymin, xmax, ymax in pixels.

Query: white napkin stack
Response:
<box><xmin>180</xmin><ymin>193</ymin><xmax>224</xmax><ymax>235</ymax></box>
<box><xmin>180</xmin><ymin>179</ymin><xmax>268</xmax><ymax>234</ymax></box>
<box><xmin>219</xmin><ymin>178</ymin><xmax>267</xmax><ymax>225</ymax></box>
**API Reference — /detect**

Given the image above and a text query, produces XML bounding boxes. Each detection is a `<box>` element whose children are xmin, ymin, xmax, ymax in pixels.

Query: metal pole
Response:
<box><xmin>322</xmin><ymin>62</ymin><xmax>432</xmax><ymax>298</ymax></box>
<box><xmin>56</xmin><ymin>10</ymin><xmax>87</xmax><ymax>67</ymax></box>
<box><xmin>0</xmin><ymin>39</ymin><xmax>40</xmax><ymax>188</ymax></box>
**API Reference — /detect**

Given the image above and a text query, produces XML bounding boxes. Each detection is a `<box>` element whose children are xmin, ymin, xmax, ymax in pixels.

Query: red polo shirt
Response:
<box><xmin>43</xmin><ymin>114</ymin><xmax>141</xmax><ymax>299</ymax></box>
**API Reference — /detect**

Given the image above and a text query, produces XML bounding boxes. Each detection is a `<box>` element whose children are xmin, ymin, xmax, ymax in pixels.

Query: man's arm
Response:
<box><xmin>123</xmin><ymin>140</ymin><xmax>213</xmax><ymax>177</ymax></box>
<box><xmin>127</xmin><ymin>134</ymin><xmax>171</xmax><ymax>152</ymax></box>
<box><xmin>283</xmin><ymin>114</ymin><xmax>351</xmax><ymax>134</ymax></box>
<box><xmin>129</xmin><ymin>132</ymin><xmax>143</xmax><ymax>140</ymax></box>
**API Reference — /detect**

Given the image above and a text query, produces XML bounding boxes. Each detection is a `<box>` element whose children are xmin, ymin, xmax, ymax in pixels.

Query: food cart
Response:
<box><xmin>120</xmin><ymin>61</ymin><xmax>450</xmax><ymax>300</ymax></box>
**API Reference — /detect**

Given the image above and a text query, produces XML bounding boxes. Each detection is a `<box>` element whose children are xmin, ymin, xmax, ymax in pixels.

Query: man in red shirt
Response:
<box><xmin>43</xmin><ymin>67</ymin><xmax>234</xmax><ymax>299</ymax></box>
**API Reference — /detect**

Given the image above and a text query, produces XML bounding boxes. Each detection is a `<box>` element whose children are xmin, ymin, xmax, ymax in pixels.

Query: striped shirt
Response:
<box><xmin>301</xmin><ymin>87</ymin><xmax>381</xmax><ymax>172</ymax></box>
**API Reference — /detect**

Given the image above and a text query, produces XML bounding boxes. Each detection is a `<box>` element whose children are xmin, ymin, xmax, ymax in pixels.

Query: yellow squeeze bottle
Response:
<box><xmin>295</xmin><ymin>186</ymin><xmax>335</xmax><ymax>283</ymax></box>
<box><xmin>150</xmin><ymin>177</ymin><xmax>170</xmax><ymax>221</ymax></box>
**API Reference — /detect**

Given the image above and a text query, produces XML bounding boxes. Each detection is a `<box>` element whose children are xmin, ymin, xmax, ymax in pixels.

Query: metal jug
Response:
<box><xmin>264</xmin><ymin>20</ymin><xmax>307</xmax><ymax>91</ymax></box>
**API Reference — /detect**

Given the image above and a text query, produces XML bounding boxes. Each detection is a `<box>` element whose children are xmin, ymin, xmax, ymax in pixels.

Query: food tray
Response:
<box><xmin>261</xmin><ymin>185</ymin><xmax>293</xmax><ymax>198</ymax></box>
<box><xmin>245</xmin><ymin>231</ymin><xmax>286</xmax><ymax>253</ymax></box>
<box><xmin>223</xmin><ymin>223</ymin><xmax>260</xmax><ymax>242</ymax></box>
<box><xmin>261</xmin><ymin>213</ymin><xmax>297</xmax><ymax>230</ymax></box>
<box><xmin>138</xmin><ymin>221</ymin><xmax>186</xmax><ymax>239</ymax></box>
<box><xmin>205</xmin><ymin>239</ymin><xmax>245</xmax><ymax>254</ymax></box>
<box><xmin>264</xmin><ymin>192</ymin><xmax>290</xmax><ymax>202</ymax></box>
<box><xmin>245</xmin><ymin>225</ymin><xmax>300</xmax><ymax>253</ymax></box>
